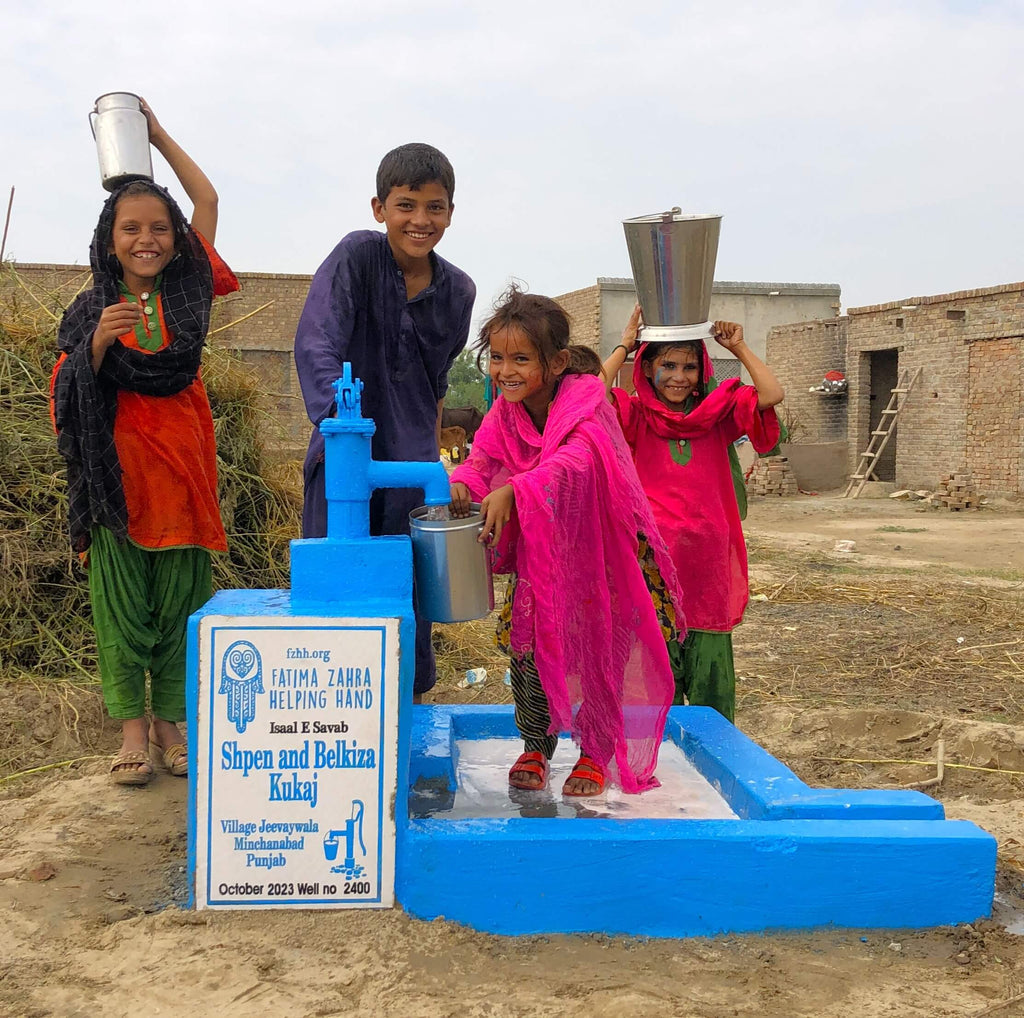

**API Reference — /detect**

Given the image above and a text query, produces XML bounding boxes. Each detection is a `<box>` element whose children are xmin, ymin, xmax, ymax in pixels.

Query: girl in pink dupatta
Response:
<box><xmin>450</xmin><ymin>287</ymin><xmax>684</xmax><ymax>798</ymax></box>
<box><xmin>603</xmin><ymin>311</ymin><xmax>785</xmax><ymax>722</ymax></box>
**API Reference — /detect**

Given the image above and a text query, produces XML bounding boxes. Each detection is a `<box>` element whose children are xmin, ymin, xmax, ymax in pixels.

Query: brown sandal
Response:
<box><xmin>150</xmin><ymin>728</ymin><xmax>188</xmax><ymax>776</ymax></box>
<box><xmin>109</xmin><ymin>750</ymin><xmax>153</xmax><ymax>787</ymax></box>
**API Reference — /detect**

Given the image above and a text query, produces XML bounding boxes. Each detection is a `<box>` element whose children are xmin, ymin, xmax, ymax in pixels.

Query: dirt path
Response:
<box><xmin>744</xmin><ymin>493</ymin><xmax>1024</xmax><ymax>580</ymax></box>
<box><xmin>2</xmin><ymin>496</ymin><xmax>1023</xmax><ymax>1018</ymax></box>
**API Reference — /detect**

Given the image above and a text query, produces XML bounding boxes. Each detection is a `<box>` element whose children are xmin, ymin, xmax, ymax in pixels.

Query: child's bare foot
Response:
<box><xmin>110</xmin><ymin>717</ymin><xmax>153</xmax><ymax>786</ymax></box>
<box><xmin>509</xmin><ymin>751</ymin><xmax>548</xmax><ymax>791</ymax></box>
<box><xmin>562</xmin><ymin>754</ymin><xmax>605</xmax><ymax>797</ymax></box>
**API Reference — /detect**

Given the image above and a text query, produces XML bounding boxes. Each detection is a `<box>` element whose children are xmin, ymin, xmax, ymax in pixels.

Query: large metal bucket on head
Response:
<box><xmin>622</xmin><ymin>210</ymin><xmax>721</xmax><ymax>336</ymax></box>
<box><xmin>90</xmin><ymin>92</ymin><xmax>154</xmax><ymax>192</ymax></box>
<box><xmin>409</xmin><ymin>505</ymin><xmax>494</xmax><ymax>623</ymax></box>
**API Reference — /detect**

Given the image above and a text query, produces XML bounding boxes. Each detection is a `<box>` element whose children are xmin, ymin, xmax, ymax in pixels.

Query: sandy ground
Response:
<box><xmin>2</xmin><ymin>493</ymin><xmax>1024</xmax><ymax>1018</ymax></box>
<box><xmin>744</xmin><ymin>491</ymin><xmax>1024</xmax><ymax>581</ymax></box>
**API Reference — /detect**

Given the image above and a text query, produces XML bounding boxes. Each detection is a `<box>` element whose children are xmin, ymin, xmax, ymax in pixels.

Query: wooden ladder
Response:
<box><xmin>844</xmin><ymin>366</ymin><xmax>922</xmax><ymax>498</ymax></box>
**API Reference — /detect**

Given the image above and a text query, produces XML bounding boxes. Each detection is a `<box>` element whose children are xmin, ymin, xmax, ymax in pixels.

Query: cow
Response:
<box><xmin>441</xmin><ymin>405</ymin><xmax>485</xmax><ymax>442</ymax></box>
<box><xmin>439</xmin><ymin>425</ymin><xmax>468</xmax><ymax>463</ymax></box>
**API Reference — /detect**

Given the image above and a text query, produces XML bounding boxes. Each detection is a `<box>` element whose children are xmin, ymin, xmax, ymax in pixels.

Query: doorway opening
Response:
<box><xmin>867</xmin><ymin>349</ymin><xmax>899</xmax><ymax>482</ymax></box>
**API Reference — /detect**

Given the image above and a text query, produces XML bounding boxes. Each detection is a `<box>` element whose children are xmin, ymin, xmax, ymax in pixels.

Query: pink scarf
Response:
<box><xmin>611</xmin><ymin>342</ymin><xmax>781</xmax><ymax>631</ymax></box>
<box><xmin>452</xmin><ymin>373</ymin><xmax>683</xmax><ymax>792</ymax></box>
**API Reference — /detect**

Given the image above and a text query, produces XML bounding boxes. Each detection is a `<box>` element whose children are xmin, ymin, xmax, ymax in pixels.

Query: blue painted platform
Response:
<box><xmin>398</xmin><ymin>705</ymin><xmax>997</xmax><ymax>937</ymax></box>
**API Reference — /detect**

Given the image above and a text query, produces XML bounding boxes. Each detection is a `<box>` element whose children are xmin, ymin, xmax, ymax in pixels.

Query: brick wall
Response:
<box><xmin>553</xmin><ymin>285</ymin><xmax>601</xmax><ymax>351</ymax></box>
<box><xmin>765</xmin><ymin>318</ymin><xmax>848</xmax><ymax>443</ymax></box>
<box><xmin>210</xmin><ymin>272</ymin><xmax>313</xmax><ymax>451</ymax></box>
<box><xmin>6</xmin><ymin>263</ymin><xmax>315</xmax><ymax>454</ymax></box>
<box><xmin>967</xmin><ymin>337</ymin><xmax>1022</xmax><ymax>493</ymax></box>
<box><xmin>768</xmin><ymin>281</ymin><xmax>1024</xmax><ymax>494</ymax></box>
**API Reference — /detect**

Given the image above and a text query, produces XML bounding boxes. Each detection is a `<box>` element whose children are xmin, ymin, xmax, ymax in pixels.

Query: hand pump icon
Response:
<box><xmin>324</xmin><ymin>801</ymin><xmax>366</xmax><ymax>878</ymax></box>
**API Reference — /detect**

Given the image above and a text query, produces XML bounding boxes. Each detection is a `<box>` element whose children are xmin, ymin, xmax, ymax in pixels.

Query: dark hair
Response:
<box><xmin>376</xmin><ymin>143</ymin><xmax>455</xmax><ymax>204</ymax></box>
<box><xmin>640</xmin><ymin>340</ymin><xmax>705</xmax><ymax>400</ymax></box>
<box><xmin>473</xmin><ymin>283</ymin><xmax>600</xmax><ymax>380</ymax></box>
<box><xmin>566</xmin><ymin>345</ymin><xmax>603</xmax><ymax>377</ymax></box>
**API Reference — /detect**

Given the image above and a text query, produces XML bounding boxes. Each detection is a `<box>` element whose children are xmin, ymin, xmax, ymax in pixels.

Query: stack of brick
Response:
<box><xmin>928</xmin><ymin>473</ymin><xmax>981</xmax><ymax>510</ymax></box>
<box><xmin>746</xmin><ymin>456</ymin><xmax>800</xmax><ymax>497</ymax></box>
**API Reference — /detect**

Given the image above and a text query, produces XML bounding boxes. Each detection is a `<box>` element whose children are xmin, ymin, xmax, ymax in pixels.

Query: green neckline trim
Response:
<box><xmin>117</xmin><ymin>272</ymin><xmax>163</xmax><ymax>297</ymax></box>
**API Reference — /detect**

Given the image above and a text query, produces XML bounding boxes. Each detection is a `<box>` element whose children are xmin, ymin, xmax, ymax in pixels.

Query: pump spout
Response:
<box><xmin>367</xmin><ymin>458</ymin><xmax>451</xmax><ymax>506</ymax></box>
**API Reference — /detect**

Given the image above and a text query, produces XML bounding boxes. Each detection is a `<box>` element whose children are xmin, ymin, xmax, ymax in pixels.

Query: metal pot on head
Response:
<box><xmin>622</xmin><ymin>209</ymin><xmax>721</xmax><ymax>343</ymax></box>
<box><xmin>90</xmin><ymin>92</ymin><xmax>154</xmax><ymax>192</ymax></box>
<box><xmin>409</xmin><ymin>505</ymin><xmax>494</xmax><ymax>624</ymax></box>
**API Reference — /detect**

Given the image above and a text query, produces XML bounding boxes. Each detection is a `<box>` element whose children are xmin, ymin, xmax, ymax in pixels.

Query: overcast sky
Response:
<box><xmin>3</xmin><ymin>0</ymin><xmax>1022</xmax><ymax>324</ymax></box>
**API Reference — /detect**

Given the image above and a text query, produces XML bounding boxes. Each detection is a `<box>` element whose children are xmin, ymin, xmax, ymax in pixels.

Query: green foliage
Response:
<box><xmin>445</xmin><ymin>349</ymin><xmax>486</xmax><ymax>410</ymax></box>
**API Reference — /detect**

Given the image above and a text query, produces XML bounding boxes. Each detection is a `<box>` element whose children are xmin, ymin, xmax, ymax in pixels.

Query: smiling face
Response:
<box><xmin>371</xmin><ymin>180</ymin><xmax>453</xmax><ymax>270</ymax></box>
<box><xmin>108</xmin><ymin>194</ymin><xmax>175</xmax><ymax>293</ymax></box>
<box><xmin>643</xmin><ymin>343</ymin><xmax>702</xmax><ymax>407</ymax></box>
<box><xmin>488</xmin><ymin>324</ymin><xmax>569</xmax><ymax>419</ymax></box>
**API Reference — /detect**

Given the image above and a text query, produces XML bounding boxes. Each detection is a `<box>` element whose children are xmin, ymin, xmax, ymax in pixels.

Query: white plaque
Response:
<box><xmin>193</xmin><ymin>617</ymin><xmax>400</xmax><ymax>909</ymax></box>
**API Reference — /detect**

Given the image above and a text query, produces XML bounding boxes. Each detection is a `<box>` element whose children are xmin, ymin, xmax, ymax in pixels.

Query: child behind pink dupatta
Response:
<box><xmin>452</xmin><ymin>318</ymin><xmax>685</xmax><ymax>794</ymax></box>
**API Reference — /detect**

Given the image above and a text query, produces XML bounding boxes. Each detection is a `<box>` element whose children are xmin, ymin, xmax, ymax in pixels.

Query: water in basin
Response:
<box><xmin>412</xmin><ymin>737</ymin><xmax>739</xmax><ymax>820</ymax></box>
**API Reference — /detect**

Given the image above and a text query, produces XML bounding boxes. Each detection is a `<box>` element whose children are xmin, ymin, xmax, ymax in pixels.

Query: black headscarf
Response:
<box><xmin>53</xmin><ymin>181</ymin><xmax>215</xmax><ymax>551</ymax></box>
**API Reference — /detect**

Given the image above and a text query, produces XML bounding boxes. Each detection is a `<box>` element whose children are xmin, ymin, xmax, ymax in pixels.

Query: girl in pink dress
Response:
<box><xmin>603</xmin><ymin>309</ymin><xmax>784</xmax><ymax>722</ymax></box>
<box><xmin>450</xmin><ymin>287</ymin><xmax>684</xmax><ymax>798</ymax></box>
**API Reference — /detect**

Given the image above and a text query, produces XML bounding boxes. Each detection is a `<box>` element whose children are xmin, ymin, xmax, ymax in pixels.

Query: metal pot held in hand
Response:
<box><xmin>409</xmin><ymin>504</ymin><xmax>494</xmax><ymax>623</ymax></box>
<box><xmin>90</xmin><ymin>92</ymin><xmax>154</xmax><ymax>192</ymax></box>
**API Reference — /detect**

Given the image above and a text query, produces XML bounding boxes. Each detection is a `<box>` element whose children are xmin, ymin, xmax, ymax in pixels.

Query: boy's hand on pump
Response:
<box><xmin>479</xmin><ymin>484</ymin><xmax>515</xmax><ymax>545</ymax></box>
<box><xmin>449</xmin><ymin>482</ymin><xmax>473</xmax><ymax>519</ymax></box>
<box><xmin>711</xmin><ymin>320</ymin><xmax>745</xmax><ymax>353</ymax></box>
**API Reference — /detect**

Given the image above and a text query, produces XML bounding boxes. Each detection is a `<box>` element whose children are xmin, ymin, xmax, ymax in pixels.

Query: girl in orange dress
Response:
<box><xmin>53</xmin><ymin>101</ymin><xmax>238</xmax><ymax>785</ymax></box>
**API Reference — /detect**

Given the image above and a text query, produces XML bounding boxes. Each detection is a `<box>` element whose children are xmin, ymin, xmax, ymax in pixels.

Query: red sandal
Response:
<box><xmin>509</xmin><ymin>751</ymin><xmax>549</xmax><ymax>790</ymax></box>
<box><xmin>562</xmin><ymin>754</ymin><xmax>605</xmax><ymax>797</ymax></box>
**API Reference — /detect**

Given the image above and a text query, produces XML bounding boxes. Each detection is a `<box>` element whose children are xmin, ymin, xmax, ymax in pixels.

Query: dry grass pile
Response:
<box><xmin>0</xmin><ymin>264</ymin><xmax>300</xmax><ymax>683</ymax></box>
<box><xmin>432</xmin><ymin>617</ymin><xmax>512</xmax><ymax>705</ymax></box>
<box><xmin>430</xmin><ymin>578</ymin><xmax>513</xmax><ymax>705</ymax></box>
<box><xmin>202</xmin><ymin>350</ymin><xmax>301</xmax><ymax>591</ymax></box>
<box><xmin>739</xmin><ymin>546</ymin><xmax>1024</xmax><ymax>721</ymax></box>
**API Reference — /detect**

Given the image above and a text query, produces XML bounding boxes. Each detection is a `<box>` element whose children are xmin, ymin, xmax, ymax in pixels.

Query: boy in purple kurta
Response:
<box><xmin>294</xmin><ymin>143</ymin><xmax>476</xmax><ymax>698</ymax></box>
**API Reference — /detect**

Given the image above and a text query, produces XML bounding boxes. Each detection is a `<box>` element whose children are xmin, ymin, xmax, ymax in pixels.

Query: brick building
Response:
<box><xmin>767</xmin><ymin>282</ymin><xmax>1024</xmax><ymax>495</ymax></box>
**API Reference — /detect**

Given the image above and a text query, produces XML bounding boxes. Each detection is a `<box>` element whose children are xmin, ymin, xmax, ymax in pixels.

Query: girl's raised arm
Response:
<box><xmin>601</xmin><ymin>303</ymin><xmax>643</xmax><ymax>395</ymax></box>
<box><xmin>140</xmin><ymin>98</ymin><xmax>219</xmax><ymax>244</ymax></box>
<box><xmin>712</xmin><ymin>321</ymin><xmax>784</xmax><ymax>409</ymax></box>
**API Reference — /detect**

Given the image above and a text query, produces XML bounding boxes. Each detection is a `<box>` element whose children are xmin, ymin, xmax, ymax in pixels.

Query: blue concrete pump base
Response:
<box><xmin>400</xmin><ymin>706</ymin><xmax>997</xmax><ymax>937</ymax></box>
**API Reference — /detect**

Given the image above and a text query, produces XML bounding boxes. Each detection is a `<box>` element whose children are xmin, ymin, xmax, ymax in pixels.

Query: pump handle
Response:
<box><xmin>352</xmin><ymin>799</ymin><xmax>366</xmax><ymax>855</ymax></box>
